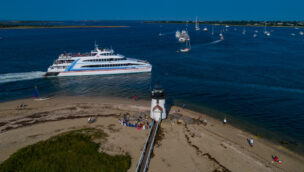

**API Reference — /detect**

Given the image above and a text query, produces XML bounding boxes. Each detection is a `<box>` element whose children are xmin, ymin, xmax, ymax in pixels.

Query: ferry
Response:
<box><xmin>45</xmin><ymin>44</ymin><xmax>152</xmax><ymax>77</ymax></box>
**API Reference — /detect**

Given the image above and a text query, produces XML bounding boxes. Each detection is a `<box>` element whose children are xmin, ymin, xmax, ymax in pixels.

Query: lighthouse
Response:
<box><xmin>150</xmin><ymin>84</ymin><xmax>166</xmax><ymax>121</ymax></box>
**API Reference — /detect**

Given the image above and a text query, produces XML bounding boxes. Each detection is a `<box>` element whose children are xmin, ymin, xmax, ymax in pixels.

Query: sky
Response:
<box><xmin>0</xmin><ymin>0</ymin><xmax>303</xmax><ymax>21</ymax></box>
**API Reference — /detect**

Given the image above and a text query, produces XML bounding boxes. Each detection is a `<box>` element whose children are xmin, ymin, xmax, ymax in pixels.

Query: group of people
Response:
<box><xmin>118</xmin><ymin>118</ymin><xmax>152</xmax><ymax>130</ymax></box>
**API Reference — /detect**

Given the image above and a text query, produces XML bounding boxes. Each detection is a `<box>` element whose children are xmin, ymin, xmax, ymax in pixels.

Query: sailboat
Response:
<box><xmin>178</xmin><ymin>30</ymin><xmax>190</xmax><ymax>43</ymax></box>
<box><xmin>158</xmin><ymin>25</ymin><xmax>164</xmax><ymax>36</ymax></box>
<box><xmin>242</xmin><ymin>27</ymin><xmax>246</xmax><ymax>35</ymax></box>
<box><xmin>176</xmin><ymin>30</ymin><xmax>181</xmax><ymax>38</ymax></box>
<box><xmin>195</xmin><ymin>17</ymin><xmax>200</xmax><ymax>31</ymax></box>
<box><xmin>264</xmin><ymin>22</ymin><xmax>271</xmax><ymax>36</ymax></box>
<box><xmin>299</xmin><ymin>31</ymin><xmax>304</xmax><ymax>35</ymax></box>
<box><xmin>219</xmin><ymin>33</ymin><xmax>224</xmax><ymax>40</ymax></box>
<box><xmin>180</xmin><ymin>39</ymin><xmax>191</xmax><ymax>53</ymax></box>
<box><xmin>211</xmin><ymin>25</ymin><xmax>214</xmax><ymax>35</ymax></box>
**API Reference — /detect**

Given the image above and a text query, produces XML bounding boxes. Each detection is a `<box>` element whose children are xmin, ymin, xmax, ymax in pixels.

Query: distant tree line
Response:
<box><xmin>144</xmin><ymin>20</ymin><xmax>304</xmax><ymax>27</ymax></box>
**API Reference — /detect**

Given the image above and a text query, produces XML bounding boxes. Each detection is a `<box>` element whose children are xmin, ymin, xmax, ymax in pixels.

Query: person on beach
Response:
<box><xmin>182</xmin><ymin>104</ymin><xmax>186</xmax><ymax>109</ymax></box>
<box><xmin>223</xmin><ymin>117</ymin><xmax>227</xmax><ymax>124</ymax></box>
<box><xmin>272</xmin><ymin>155</ymin><xmax>282</xmax><ymax>164</ymax></box>
<box><xmin>248</xmin><ymin>138</ymin><xmax>254</xmax><ymax>147</ymax></box>
<box><xmin>134</xmin><ymin>95</ymin><xmax>137</xmax><ymax>101</ymax></box>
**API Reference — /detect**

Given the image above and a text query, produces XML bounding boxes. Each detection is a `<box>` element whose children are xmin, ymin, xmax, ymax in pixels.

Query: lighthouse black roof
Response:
<box><xmin>151</xmin><ymin>84</ymin><xmax>165</xmax><ymax>99</ymax></box>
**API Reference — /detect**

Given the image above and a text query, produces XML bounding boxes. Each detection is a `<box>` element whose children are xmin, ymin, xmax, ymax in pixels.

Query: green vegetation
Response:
<box><xmin>0</xmin><ymin>128</ymin><xmax>131</xmax><ymax>172</ymax></box>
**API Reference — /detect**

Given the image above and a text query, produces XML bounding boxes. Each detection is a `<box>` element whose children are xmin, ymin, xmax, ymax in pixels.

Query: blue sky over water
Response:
<box><xmin>0</xmin><ymin>0</ymin><xmax>303</xmax><ymax>20</ymax></box>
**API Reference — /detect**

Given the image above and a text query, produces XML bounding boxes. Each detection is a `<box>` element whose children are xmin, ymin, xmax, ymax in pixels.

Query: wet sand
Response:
<box><xmin>0</xmin><ymin>96</ymin><xmax>303</xmax><ymax>172</ymax></box>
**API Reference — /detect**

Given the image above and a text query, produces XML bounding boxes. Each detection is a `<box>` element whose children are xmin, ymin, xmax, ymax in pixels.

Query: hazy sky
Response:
<box><xmin>1</xmin><ymin>0</ymin><xmax>303</xmax><ymax>21</ymax></box>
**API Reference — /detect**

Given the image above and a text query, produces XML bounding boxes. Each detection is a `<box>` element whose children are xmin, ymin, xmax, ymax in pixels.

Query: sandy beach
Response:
<box><xmin>0</xmin><ymin>96</ymin><xmax>303</xmax><ymax>172</ymax></box>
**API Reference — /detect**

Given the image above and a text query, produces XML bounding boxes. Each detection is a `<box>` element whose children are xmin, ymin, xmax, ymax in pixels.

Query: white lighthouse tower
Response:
<box><xmin>150</xmin><ymin>85</ymin><xmax>166</xmax><ymax>121</ymax></box>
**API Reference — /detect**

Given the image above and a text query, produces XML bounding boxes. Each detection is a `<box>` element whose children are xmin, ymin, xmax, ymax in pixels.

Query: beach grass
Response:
<box><xmin>0</xmin><ymin>128</ymin><xmax>131</xmax><ymax>172</ymax></box>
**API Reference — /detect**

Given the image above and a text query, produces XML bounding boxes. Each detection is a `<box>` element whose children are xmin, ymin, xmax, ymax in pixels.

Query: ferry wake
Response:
<box><xmin>45</xmin><ymin>44</ymin><xmax>152</xmax><ymax>77</ymax></box>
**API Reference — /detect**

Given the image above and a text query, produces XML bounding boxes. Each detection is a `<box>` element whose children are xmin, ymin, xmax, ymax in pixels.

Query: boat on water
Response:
<box><xmin>264</xmin><ymin>22</ymin><xmax>271</xmax><ymax>36</ymax></box>
<box><xmin>175</xmin><ymin>30</ymin><xmax>181</xmax><ymax>38</ymax></box>
<box><xmin>253</xmin><ymin>33</ymin><xmax>257</xmax><ymax>38</ymax></box>
<box><xmin>299</xmin><ymin>31</ymin><xmax>304</xmax><ymax>35</ymax></box>
<box><xmin>242</xmin><ymin>27</ymin><xmax>246</xmax><ymax>35</ymax></box>
<box><xmin>45</xmin><ymin>44</ymin><xmax>152</xmax><ymax>77</ymax></box>
<box><xmin>177</xmin><ymin>30</ymin><xmax>190</xmax><ymax>43</ymax></box>
<box><xmin>195</xmin><ymin>17</ymin><xmax>200</xmax><ymax>31</ymax></box>
<box><xmin>211</xmin><ymin>25</ymin><xmax>214</xmax><ymax>35</ymax></box>
<box><xmin>180</xmin><ymin>39</ymin><xmax>191</xmax><ymax>53</ymax></box>
<box><xmin>203</xmin><ymin>27</ymin><xmax>208</xmax><ymax>32</ymax></box>
<box><xmin>219</xmin><ymin>33</ymin><xmax>224</xmax><ymax>40</ymax></box>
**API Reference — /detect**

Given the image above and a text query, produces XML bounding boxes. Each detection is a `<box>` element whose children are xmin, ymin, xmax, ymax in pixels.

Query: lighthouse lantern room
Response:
<box><xmin>150</xmin><ymin>85</ymin><xmax>166</xmax><ymax>121</ymax></box>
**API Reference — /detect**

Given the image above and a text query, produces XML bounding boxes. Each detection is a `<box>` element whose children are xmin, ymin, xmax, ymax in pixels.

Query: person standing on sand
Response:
<box><xmin>249</xmin><ymin>138</ymin><xmax>254</xmax><ymax>147</ymax></box>
<box><xmin>134</xmin><ymin>96</ymin><xmax>137</xmax><ymax>101</ymax></box>
<box><xmin>223</xmin><ymin>117</ymin><xmax>227</xmax><ymax>124</ymax></box>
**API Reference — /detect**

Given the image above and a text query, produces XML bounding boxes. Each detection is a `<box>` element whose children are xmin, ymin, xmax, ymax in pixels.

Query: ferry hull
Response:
<box><xmin>56</xmin><ymin>67</ymin><xmax>152</xmax><ymax>77</ymax></box>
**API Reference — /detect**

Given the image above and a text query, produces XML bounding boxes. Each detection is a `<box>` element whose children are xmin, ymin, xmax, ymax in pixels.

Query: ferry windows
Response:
<box><xmin>81</xmin><ymin>63</ymin><xmax>138</xmax><ymax>68</ymax></box>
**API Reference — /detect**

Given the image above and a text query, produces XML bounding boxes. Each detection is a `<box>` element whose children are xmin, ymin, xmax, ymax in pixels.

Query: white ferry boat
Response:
<box><xmin>45</xmin><ymin>44</ymin><xmax>152</xmax><ymax>77</ymax></box>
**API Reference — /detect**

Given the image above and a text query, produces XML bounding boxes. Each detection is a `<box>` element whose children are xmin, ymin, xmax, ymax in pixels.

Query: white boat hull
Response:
<box><xmin>56</xmin><ymin>66</ymin><xmax>152</xmax><ymax>77</ymax></box>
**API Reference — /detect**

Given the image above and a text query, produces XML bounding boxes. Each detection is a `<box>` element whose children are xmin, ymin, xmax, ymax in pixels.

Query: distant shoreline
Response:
<box><xmin>0</xmin><ymin>25</ymin><xmax>129</xmax><ymax>29</ymax></box>
<box><xmin>143</xmin><ymin>21</ymin><xmax>304</xmax><ymax>28</ymax></box>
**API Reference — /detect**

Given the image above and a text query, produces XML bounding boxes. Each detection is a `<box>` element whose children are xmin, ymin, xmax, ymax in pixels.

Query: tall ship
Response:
<box><xmin>45</xmin><ymin>44</ymin><xmax>152</xmax><ymax>77</ymax></box>
<box><xmin>176</xmin><ymin>30</ymin><xmax>190</xmax><ymax>43</ymax></box>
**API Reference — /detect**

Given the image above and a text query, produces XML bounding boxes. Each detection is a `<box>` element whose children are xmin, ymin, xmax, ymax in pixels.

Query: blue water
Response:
<box><xmin>1</xmin><ymin>21</ymin><xmax>304</xmax><ymax>152</ymax></box>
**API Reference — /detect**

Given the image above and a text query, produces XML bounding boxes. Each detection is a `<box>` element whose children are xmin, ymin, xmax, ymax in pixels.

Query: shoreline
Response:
<box><xmin>143</xmin><ymin>21</ymin><xmax>304</xmax><ymax>28</ymax></box>
<box><xmin>0</xmin><ymin>96</ymin><xmax>303</xmax><ymax>171</ymax></box>
<box><xmin>1</xmin><ymin>95</ymin><xmax>303</xmax><ymax>154</ymax></box>
<box><xmin>0</xmin><ymin>25</ymin><xmax>129</xmax><ymax>30</ymax></box>
<box><xmin>179</xmin><ymin>102</ymin><xmax>304</xmax><ymax>154</ymax></box>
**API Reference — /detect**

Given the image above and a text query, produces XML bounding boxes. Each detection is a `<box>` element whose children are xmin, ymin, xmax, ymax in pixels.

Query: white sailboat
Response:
<box><xmin>175</xmin><ymin>30</ymin><xmax>181</xmax><ymax>38</ymax></box>
<box><xmin>178</xmin><ymin>30</ymin><xmax>190</xmax><ymax>43</ymax></box>
<box><xmin>180</xmin><ymin>39</ymin><xmax>191</xmax><ymax>53</ymax></box>
<box><xmin>211</xmin><ymin>25</ymin><xmax>214</xmax><ymax>35</ymax></box>
<box><xmin>264</xmin><ymin>22</ymin><xmax>271</xmax><ymax>36</ymax></box>
<box><xmin>195</xmin><ymin>17</ymin><xmax>200</xmax><ymax>31</ymax></box>
<box><xmin>299</xmin><ymin>31</ymin><xmax>304</xmax><ymax>35</ymax></box>
<box><xmin>158</xmin><ymin>25</ymin><xmax>163</xmax><ymax>36</ymax></box>
<box><xmin>242</xmin><ymin>26</ymin><xmax>246</xmax><ymax>35</ymax></box>
<box><xmin>219</xmin><ymin>33</ymin><xmax>224</xmax><ymax>40</ymax></box>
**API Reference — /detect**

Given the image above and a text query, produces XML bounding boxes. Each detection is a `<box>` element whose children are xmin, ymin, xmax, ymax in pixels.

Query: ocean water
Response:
<box><xmin>0</xmin><ymin>21</ymin><xmax>304</xmax><ymax>152</ymax></box>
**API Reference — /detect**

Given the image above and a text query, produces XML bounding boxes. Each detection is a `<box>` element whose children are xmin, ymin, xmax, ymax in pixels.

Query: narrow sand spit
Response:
<box><xmin>0</xmin><ymin>96</ymin><xmax>303</xmax><ymax>172</ymax></box>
